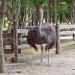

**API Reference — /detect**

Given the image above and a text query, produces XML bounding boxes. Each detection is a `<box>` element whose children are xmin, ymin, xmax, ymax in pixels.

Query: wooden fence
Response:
<box><xmin>3</xmin><ymin>25</ymin><xmax>75</xmax><ymax>53</ymax></box>
<box><xmin>17</xmin><ymin>25</ymin><xmax>75</xmax><ymax>49</ymax></box>
<box><xmin>3</xmin><ymin>32</ymin><xmax>13</xmax><ymax>54</ymax></box>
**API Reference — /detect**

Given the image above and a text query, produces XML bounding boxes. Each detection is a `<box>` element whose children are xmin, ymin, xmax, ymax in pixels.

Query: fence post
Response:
<box><xmin>54</xmin><ymin>0</ymin><xmax>60</xmax><ymax>54</ymax></box>
<box><xmin>73</xmin><ymin>33</ymin><xmax>75</xmax><ymax>41</ymax></box>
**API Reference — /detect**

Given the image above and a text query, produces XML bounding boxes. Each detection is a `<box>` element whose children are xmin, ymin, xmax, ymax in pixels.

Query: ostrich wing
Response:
<box><xmin>39</xmin><ymin>22</ymin><xmax>56</xmax><ymax>44</ymax></box>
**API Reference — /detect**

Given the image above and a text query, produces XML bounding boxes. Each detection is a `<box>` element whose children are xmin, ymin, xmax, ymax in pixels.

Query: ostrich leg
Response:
<box><xmin>48</xmin><ymin>49</ymin><xmax>50</xmax><ymax>66</ymax></box>
<box><xmin>45</xmin><ymin>45</ymin><xmax>50</xmax><ymax>66</ymax></box>
<box><xmin>41</xmin><ymin>45</ymin><xmax>43</xmax><ymax>63</ymax></box>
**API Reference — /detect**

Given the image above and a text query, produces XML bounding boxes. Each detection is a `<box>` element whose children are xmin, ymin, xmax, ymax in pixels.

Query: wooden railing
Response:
<box><xmin>17</xmin><ymin>25</ymin><xmax>75</xmax><ymax>49</ymax></box>
<box><xmin>4</xmin><ymin>25</ymin><xmax>75</xmax><ymax>51</ymax></box>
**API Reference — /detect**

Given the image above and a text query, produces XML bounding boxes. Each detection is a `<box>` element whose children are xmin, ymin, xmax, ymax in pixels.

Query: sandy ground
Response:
<box><xmin>1</xmin><ymin>44</ymin><xmax>75</xmax><ymax>75</ymax></box>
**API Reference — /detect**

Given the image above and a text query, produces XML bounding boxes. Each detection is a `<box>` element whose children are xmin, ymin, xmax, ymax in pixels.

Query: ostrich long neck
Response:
<box><xmin>39</xmin><ymin>7</ymin><xmax>43</xmax><ymax>34</ymax></box>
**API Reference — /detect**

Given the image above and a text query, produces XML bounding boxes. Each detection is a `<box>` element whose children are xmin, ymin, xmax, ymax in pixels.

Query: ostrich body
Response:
<box><xmin>27</xmin><ymin>22</ymin><xmax>56</xmax><ymax>65</ymax></box>
<box><xmin>27</xmin><ymin>5</ymin><xmax>56</xmax><ymax>65</ymax></box>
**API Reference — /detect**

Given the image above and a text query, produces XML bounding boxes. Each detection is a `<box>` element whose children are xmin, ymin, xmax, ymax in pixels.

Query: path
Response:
<box><xmin>3</xmin><ymin>46</ymin><xmax>75</xmax><ymax>75</ymax></box>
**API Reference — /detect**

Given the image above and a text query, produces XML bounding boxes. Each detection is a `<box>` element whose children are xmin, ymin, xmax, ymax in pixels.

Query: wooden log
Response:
<box><xmin>55</xmin><ymin>0</ymin><xmax>60</xmax><ymax>54</ymax></box>
<box><xmin>60</xmin><ymin>31</ymin><xmax>75</xmax><ymax>36</ymax></box>
<box><xmin>17</xmin><ymin>29</ymin><xmax>29</xmax><ymax>34</ymax></box>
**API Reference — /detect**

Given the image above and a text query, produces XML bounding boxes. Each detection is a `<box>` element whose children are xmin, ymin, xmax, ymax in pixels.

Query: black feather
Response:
<box><xmin>27</xmin><ymin>22</ymin><xmax>56</xmax><ymax>51</ymax></box>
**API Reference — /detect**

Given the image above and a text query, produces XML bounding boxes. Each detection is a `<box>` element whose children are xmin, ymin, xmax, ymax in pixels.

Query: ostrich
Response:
<box><xmin>27</xmin><ymin>5</ymin><xmax>56</xmax><ymax>65</ymax></box>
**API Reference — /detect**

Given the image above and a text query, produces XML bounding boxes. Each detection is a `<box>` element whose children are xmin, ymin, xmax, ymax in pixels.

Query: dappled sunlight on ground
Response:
<box><xmin>3</xmin><ymin>44</ymin><xmax>75</xmax><ymax>75</ymax></box>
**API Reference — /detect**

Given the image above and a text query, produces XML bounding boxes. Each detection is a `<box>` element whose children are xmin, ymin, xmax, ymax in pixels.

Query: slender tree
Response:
<box><xmin>12</xmin><ymin>0</ymin><xmax>21</xmax><ymax>62</ymax></box>
<box><xmin>55</xmin><ymin>0</ymin><xmax>60</xmax><ymax>54</ymax></box>
<box><xmin>73</xmin><ymin>1</ymin><xmax>75</xmax><ymax>23</ymax></box>
<box><xmin>0</xmin><ymin>0</ymin><xmax>5</xmax><ymax>73</ymax></box>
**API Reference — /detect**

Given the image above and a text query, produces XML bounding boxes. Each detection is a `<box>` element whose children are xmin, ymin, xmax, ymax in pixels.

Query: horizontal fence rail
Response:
<box><xmin>4</xmin><ymin>25</ymin><xmax>75</xmax><ymax>51</ymax></box>
<box><xmin>17</xmin><ymin>25</ymin><xmax>75</xmax><ymax>35</ymax></box>
<box><xmin>60</xmin><ymin>31</ymin><xmax>75</xmax><ymax>36</ymax></box>
<box><xmin>4</xmin><ymin>41</ymin><xmax>75</xmax><ymax>49</ymax></box>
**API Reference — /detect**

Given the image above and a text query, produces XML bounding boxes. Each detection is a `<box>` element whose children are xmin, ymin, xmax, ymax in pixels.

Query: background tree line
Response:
<box><xmin>2</xmin><ymin>0</ymin><xmax>75</xmax><ymax>31</ymax></box>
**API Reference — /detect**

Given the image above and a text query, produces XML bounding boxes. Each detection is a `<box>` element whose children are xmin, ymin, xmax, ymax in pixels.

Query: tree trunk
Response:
<box><xmin>73</xmin><ymin>2</ymin><xmax>75</xmax><ymax>23</ymax></box>
<box><xmin>51</xmin><ymin>0</ymin><xmax>55</xmax><ymax>23</ymax></box>
<box><xmin>71</xmin><ymin>1</ymin><xmax>73</xmax><ymax>24</ymax></box>
<box><xmin>48</xmin><ymin>0</ymin><xmax>51</xmax><ymax>23</ymax></box>
<box><xmin>12</xmin><ymin>13</ymin><xmax>18</xmax><ymax>62</ymax></box>
<box><xmin>12</xmin><ymin>0</ymin><xmax>18</xmax><ymax>62</ymax></box>
<box><xmin>48</xmin><ymin>0</ymin><xmax>54</xmax><ymax>23</ymax></box>
<box><xmin>0</xmin><ymin>0</ymin><xmax>5</xmax><ymax>73</ymax></box>
<box><xmin>54</xmin><ymin>0</ymin><xmax>60</xmax><ymax>54</ymax></box>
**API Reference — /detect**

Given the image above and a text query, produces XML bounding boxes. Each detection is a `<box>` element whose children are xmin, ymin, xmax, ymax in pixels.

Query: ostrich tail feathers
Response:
<box><xmin>31</xmin><ymin>44</ymin><xmax>38</xmax><ymax>52</ymax></box>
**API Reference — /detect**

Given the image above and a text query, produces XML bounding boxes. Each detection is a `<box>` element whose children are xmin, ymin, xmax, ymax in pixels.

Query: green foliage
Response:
<box><xmin>32</xmin><ymin>0</ymin><xmax>48</xmax><ymax>9</ymax></box>
<box><xmin>13</xmin><ymin>0</ymin><xmax>21</xmax><ymax>18</ymax></box>
<box><xmin>4</xmin><ymin>0</ymin><xmax>75</xmax><ymax>28</ymax></box>
<box><xmin>32</xmin><ymin>0</ymin><xmax>43</xmax><ymax>8</ymax></box>
<box><xmin>58</xmin><ymin>1</ymin><xmax>71</xmax><ymax>22</ymax></box>
<box><xmin>3</xmin><ymin>17</ymin><xmax>10</xmax><ymax>31</ymax></box>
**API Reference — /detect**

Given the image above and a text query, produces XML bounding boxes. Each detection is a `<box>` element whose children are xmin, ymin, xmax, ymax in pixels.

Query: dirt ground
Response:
<box><xmin>1</xmin><ymin>44</ymin><xmax>75</xmax><ymax>75</ymax></box>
